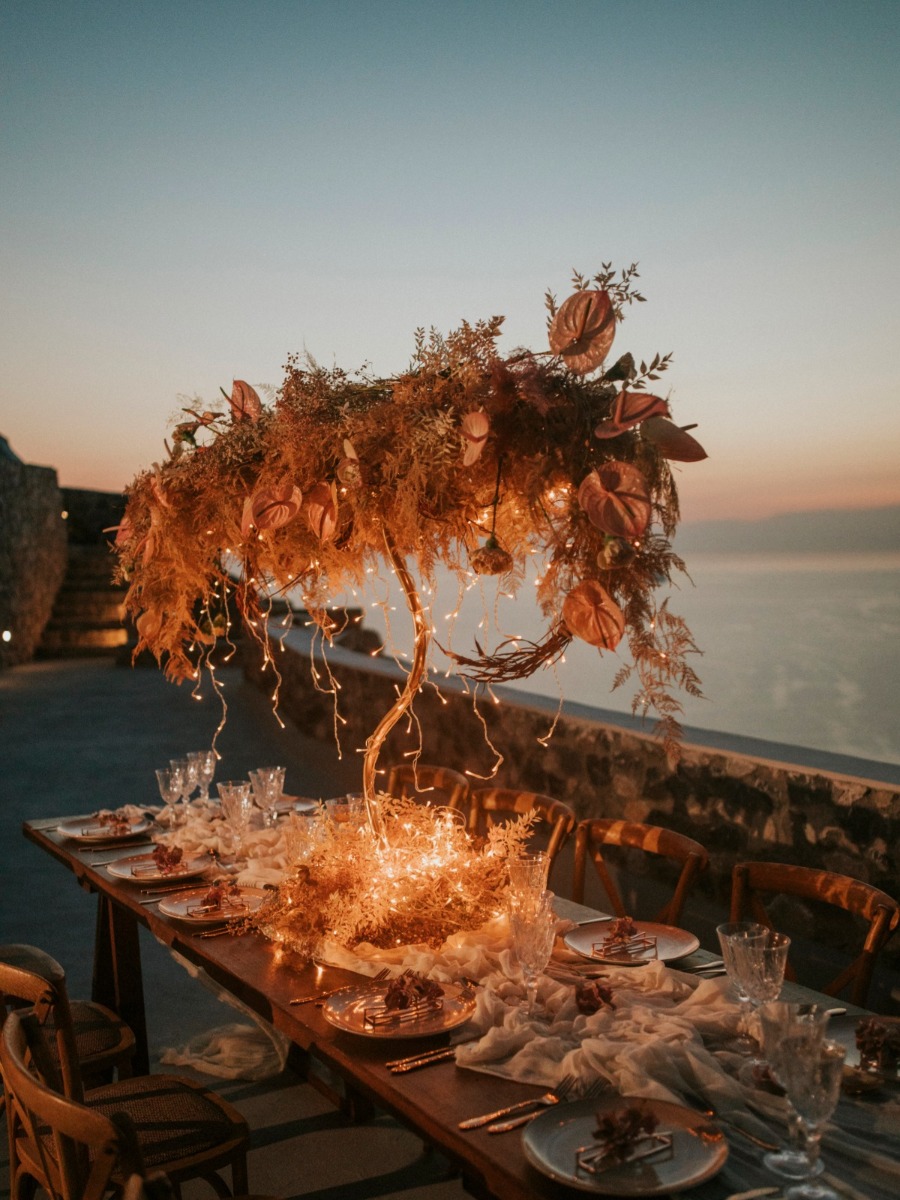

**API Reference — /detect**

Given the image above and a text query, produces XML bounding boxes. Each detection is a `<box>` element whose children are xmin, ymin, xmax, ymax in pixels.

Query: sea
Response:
<box><xmin>351</xmin><ymin>551</ymin><xmax>900</xmax><ymax>771</ymax></box>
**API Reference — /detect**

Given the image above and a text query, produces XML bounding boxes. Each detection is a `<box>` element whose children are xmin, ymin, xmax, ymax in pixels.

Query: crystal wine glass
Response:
<box><xmin>170</xmin><ymin>757</ymin><xmax>198</xmax><ymax>810</ymax></box>
<box><xmin>507</xmin><ymin>851</ymin><xmax>549</xmax><ymax>911</ymax></box>
<box><xmin>510</xmin><ymin>889</ymin><xmax>557</xmax><ymax>1019</ymax></box>
<box><xmin>188</xmin><ymin>749</ymin><xmax>217</xmax><ymax>802</ymax></box>
<box><xmin>155</xmin><ymin>767</ymin><xmax>182</xmax><ymax>824</ymax></box>
<box><xmin>716</xmin><ymin>921</ymin><xmax>768</xmax><ymax>1049</ymax></box>
<box><xmin>758</xmin><ymin>1002</ymin><xmax>832</xmax><ymax>1180</ymax></box>
<box><xmin>778</xmin><ymin>1037</ymin><xmax>847</xmax><ymax>1200</ymax></box>
<box><xmin>217</xmin><ymin>780</ymin><xmax>253</xmax><ymax>857</ymax></box>
<box><xmin>251</xmin><ymin>765</ymin><xmax>286</xmax><ymax>828</ymax></box>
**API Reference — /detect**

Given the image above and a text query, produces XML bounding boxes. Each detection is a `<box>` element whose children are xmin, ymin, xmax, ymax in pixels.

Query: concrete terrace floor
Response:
<box><xmin>0</xmin><ymin>656</ymin><xmax>467</xmax><ymax>1200</ymax></box>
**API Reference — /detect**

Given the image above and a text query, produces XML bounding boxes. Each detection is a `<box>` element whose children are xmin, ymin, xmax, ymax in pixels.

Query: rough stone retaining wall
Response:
<box><xmin>245</xmin><ymin>632</ymin><xmax>900</xmax><ymax>966</ymax></box>
<box><xmin>0</xmin><ymin>438</ymin><xmax>68</xmax><ymax>667</ymax></box>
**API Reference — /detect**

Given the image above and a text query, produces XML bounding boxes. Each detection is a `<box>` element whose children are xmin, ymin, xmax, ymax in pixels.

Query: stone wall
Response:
<box><xmin>245</xmin><ymin>632</ymin><xmax>900</xmax><ymax>971</ymax></box>
<box><xmin>61</xmin><ymin>487</ymin><xmax>125</xmax><ymax>545</ymax></box>
<box><xmin>0</xmin><ymin>438</ymin><xmax>68</xmax><ymax>668</ymax></box>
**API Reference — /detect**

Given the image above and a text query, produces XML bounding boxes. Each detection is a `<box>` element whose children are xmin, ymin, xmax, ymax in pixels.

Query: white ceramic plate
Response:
<box><xmin>523</xmin><ymin>1097</ymin><xmax>728</xmax><ymax>1195</ymax></box>
<box><xmin>322</xmin><ymin>982</ymin><xmax>476</xmax><ymax>1039</ymax></box>
<box><xmin>58</xmin><ymin>816</ymin><xmax>153</xmax><ymax>843</ymax></box>
<box><xmin>105</xmin><ymin>851</ymin><xmax>213</xmax><ymax>883</ymax></box>
<box><xmin>564</xmin><ymin>920</ymin><xmax>700</xmax><ymax>966</ymax></box>
<box><xmin>156</xmin><ymin>885</ymin><xmax>267</xmax><ymax>924</ymax></box>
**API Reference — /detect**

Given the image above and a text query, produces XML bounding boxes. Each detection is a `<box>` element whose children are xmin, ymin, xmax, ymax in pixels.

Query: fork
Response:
<box><xmin>487</xmin><ymin>1077</ymin><xmax>607</xmax><ymax>1133</ymax></box>
<box><xmin>290</xmin><ymin>966</ymin><xmax>390</xmax><ymax>1005</ymax></box>
<box><xmin>459</xmin><ymin>1074</ymin><xmax>576</xmax><ymax>1130</ymax></box>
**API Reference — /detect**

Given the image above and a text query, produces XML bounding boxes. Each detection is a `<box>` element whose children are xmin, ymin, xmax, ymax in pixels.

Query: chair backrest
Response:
<box><xmin>571</xmin><ymin>818</ymin><xmax>709</xmax><ymax>925</ymax></box>
<box><xmin>730</xmin><ymin>860</ymin><xmax>900</xmax><ymax>1007</ymax></box>
<box><xmin>1</xmin><ymin>1011</ymin><xmax>121</xmax><ymax>1200</ymax></box>
<box><xmin>386</xmin><ymin>763</ymin><xmax>471</xmax><ymax>816</ymax></box>
<box><xmin>468</xmin><ymin>788</ymin><xmax>576</xmax><ymax>872</ymax></box>
<box><xmin>0</xmin><ymin>946</ymin><xmax>83</xmax><ymax>1102</ymax></box>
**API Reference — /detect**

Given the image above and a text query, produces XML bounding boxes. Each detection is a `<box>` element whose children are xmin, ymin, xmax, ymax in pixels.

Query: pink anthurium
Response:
<box><xmin>549</xmin><ymin>290</ymin><xmax>615</xmax><ymax>374</ymax></box>
<box><xmin>562</xmin><ymin>580</ymin><xmax>625</xmax><ymax>650</ymax></box>
<box><xmin>461</xmin><ymin>410</ymin><xmax>490</xmax><ymax>466</ymax></box>
<box><xmin>241</xmin><ymin>484</ymin><xmax>302</xmax><ymax>539</ymax></box>
<box><xmin>229</xmin><ymin>380</ymin><xmax>262</xmax><ymax>423</ymax></box>
<box><xmin>641</xmin><ymin>416</ymin><xmax>708</xmax><ymax>462</ymax></box>
<box><xmin>594</xmin><ymin>391</ymin><xmax>670</xmax><ymax>439</ymax></box>
<box><xmin>306</xmin><ymin>482</ymin><xmax>338</xmax><ymax>541</ymax></box>
<box><xmin>578</xmin><ymin>461</ymin><xmax>651</xmax><ymax>540</ymax></box>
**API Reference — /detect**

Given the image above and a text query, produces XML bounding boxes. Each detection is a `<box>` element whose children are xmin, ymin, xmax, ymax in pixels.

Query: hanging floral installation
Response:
<box><xmin>115</xmin><ymin>261</ymin><xmax>706</xmax><ymax>957</ymax></box>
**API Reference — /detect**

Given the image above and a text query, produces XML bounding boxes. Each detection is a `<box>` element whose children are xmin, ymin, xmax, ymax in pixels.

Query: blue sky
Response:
<box><xmin>2</xmin><ymin>0</ymin><xmax>898</xmax><ymax>520</ymax></box>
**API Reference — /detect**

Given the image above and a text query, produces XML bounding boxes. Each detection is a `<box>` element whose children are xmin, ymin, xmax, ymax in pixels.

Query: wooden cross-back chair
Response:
<box><xmin>572</xmin><ymin>818</ymin><xmax>709</xmax><ymax>926</ymax></box>
<box><xmin>2</xmin><ymin>1012</ymin><xmax>276</xmax><ymax>1200</ymax></box>
<box><xmin>730</xmin><ymin>861</ymin><xmax>900</xmax><ymax>1008</ymax></box>
<box><xmin>0</xmin><ymin>953</ymin><xmax>250</xmax><ymax>1197</ymax></box>
<box><xmin>0</xmin><ymin>944</ymin><xmax>135</xmax><ymax>1095</ymax></box>
<box><xmin>468</xmin><ymin>788</ymin><xmax>576</xmax><ymax>880</ymax></box>
<box><xmin>386</xmin><ymin>763</ymin><xmax>471</xmax><ymax>818</ymax></box>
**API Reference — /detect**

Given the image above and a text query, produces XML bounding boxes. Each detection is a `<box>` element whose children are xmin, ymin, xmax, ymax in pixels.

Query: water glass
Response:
<box><xmin>758</xmin><ymin>1002</ymin><xmax>832</xmax><ymax>1181</ymax></box>
<box><xmin>218</xmin><ymin>780</ymin><xmax>253</xmax><ymax>856</ymax></box>
<box><xmin>779</xmin><ymin>1038</ymin><xmax>847</xmax><ymax>1200</ymax></box>
<box><xmin>188</xmin><ymin>749</ymin><xmax>217</xmax><ymax>802</ymax></box>
<box><xmin>155</xmin><ymin>767</ymin><xmax>182</xmax><ymax>823</ymax></box>
<box><xmin>507</xmin><ymin>852</ymin><xmax>549</xmax><ymax>912</ymax></box>
<box><xmin>734</xmin><ymin>931</ymin><xmax>791</xmax><ymax>1010</ymax></box>
<box><xmin>325</xmin><ymin>794</ymin><xmax>365</xmax><ymax>826</ymax></box>
<box><xmin>251</xmin><ymin>765</ymin><xmax>286</xmax><ymax>828</ymax></box>
<box><xmin>510</xmin><ymin>889</ymin><xmax>557</xmax><ymax>1018</ymax></box>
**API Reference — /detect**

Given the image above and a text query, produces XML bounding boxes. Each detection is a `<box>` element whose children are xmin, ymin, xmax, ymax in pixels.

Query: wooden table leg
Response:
<box><xmin>92</xmin><ymin>892</ymin><xmax>150</xmax><ymax>1074</ymax></box>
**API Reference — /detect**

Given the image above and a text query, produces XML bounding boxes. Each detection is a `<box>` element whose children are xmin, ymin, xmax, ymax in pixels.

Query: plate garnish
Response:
<box><xmin>130</xmin><ymin>844</ymin><xmax>186</xmax><ymax>877</ymax></box>
<box><xmin>364</xmin><ymin>970</ymin><xmax>444</xmax><ymax>1029</ymax></box>
<box><xmin>591</xmin><ymin>916</ymin><xmax>658</xmax><ymax>963</ymax></box>
<box><xmin>187</xmin><ymin>880</ymin><xmax>248</xmax><ymax>918</ymax></box>
<box><xmin>576</xmin><ymin>1105</ymin><xmax>672</xmax><ymax>1175</ymax></box>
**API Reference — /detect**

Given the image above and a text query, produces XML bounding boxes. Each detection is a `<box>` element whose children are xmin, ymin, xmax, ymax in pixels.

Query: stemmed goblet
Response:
<box><xmin>188</xmin><ymin>750</ymin><xmax>217</xmax><ymax>803</ymax></box>
<box><xmin>758</xmin><ymin>1001</ymin><xmax>832</xmax><ymax>1181</ymax></box>
<box><xmin>218</xmin><ymin>781</ymin><xmax>253</xmax><ymax>858</ymax></box>
<box><xmin>155</xmin><ymin>767</ymin><xmax>183</xmax><ymax>825</ymax></box>
<box><xmin>510</xmin><ymin>889</ymin><xmax>557</xmax><ymax>1020</ymax></box>
<box><xmin>716</xmin><ymin>921</ymin><xmax>768</xmax><ymax>1050</ymax></box>
<box><xmin>170</xmin><ymin>757</ymin><xmax>199</xmax><ymax>812</ymax></box>
<box><xmin>778</xmin><ymin>1037</ymin><xmax>847</xmax><ymax>1200</ymax></box>
<box><xmin>507</xmin><ymin>851</ymin><xmax>549</xmax><ymax>909</ymax></box>
<box><xmin>251</xmin><ymin>766</ymin><xmax>286</xmax><ymax>828</ymax></box>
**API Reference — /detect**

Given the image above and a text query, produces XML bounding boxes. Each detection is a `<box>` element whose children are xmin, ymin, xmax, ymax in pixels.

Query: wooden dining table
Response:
<box><xmin>21</xmin><ymin>817</ymin><xmax>900</xmax><ymax>1200</ymax></box>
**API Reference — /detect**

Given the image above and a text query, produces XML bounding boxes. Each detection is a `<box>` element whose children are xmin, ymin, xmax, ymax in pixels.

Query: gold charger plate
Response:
<box><xmin>106</xmin><ymin>851</ymin><xmax>213</xmax><ymax>883</ymax></box>
<box><xmin>58</xmin><ymin>816</ymin><xmax>153</xmax><ymax>843</ymax></box>
<box><xmin>322</xmin><ymin>982</ymin><xmax>476</xmax><ymax>1039</ymax></box>
<box><xmin>523</xmin><ymin>1097</ymin><xmax>728</xmax><ymax>1196</ymax></box>
<box><xmin>156</xmin><ymin>885</ymin><xmax>267</xmax><ymax>924</ymax></box>
<box><xmin>564</xmin><ymin>920</ymin><xmax>699</xmax><ymax>966</ymax></box>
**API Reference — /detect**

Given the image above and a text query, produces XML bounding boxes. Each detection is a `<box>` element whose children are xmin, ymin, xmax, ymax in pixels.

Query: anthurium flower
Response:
<box><xmin>641</xmin><ymin>415</ymin><xmax>708</xmax><ymax>461</ymax></box>
<box><xmin>460</xmin><ymin>410</ymin><xmax>490</xmax><ymax>466</ymax></box>
<box><xmin>562</xmin><ymin>580</ymin><xmax>625</xmax><ymax>650</ymax></box>
<box><xmin>578</xmin><ymin>462</ymin><xmax>651</xmax><ymax>540</ymax></box>
<box><xmin>241</xmin><ymin>484</ymin><xmax>302</xmax><ymax>539</ymax></box>
<box><xmin>549</xmin><ymin>290</ymin><xmax>615</xmax><ymax>374</ymax></box>
<box><xmin>306</xmin><ymin>482</ymin><xmax>338</xmax><ymax>541</ymax></box>
<box><xmin>594</xmin><ymin>391</ymin><xmax>670</xmax><ymax>439</ymax></box>
<box><xmin>229</xmin><ymin>379</ymin><xmax>262</xmax><ymax>423</ymax></box>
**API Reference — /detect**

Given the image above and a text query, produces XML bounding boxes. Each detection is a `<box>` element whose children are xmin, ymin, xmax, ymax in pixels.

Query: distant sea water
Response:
<box><xmin>355</xmin><ymin>551</ymin><xmax>900</xmax><ymax>770</ymax></box>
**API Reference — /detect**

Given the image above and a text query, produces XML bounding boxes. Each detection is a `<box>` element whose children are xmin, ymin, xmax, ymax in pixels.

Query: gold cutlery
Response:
<box><xmin>389</xmin><ymin>1047</ymin><xmax>457</xmax><ymax>1073</ymax></box>
<box><xmin>290</xmin><ymin>967</ymin><xmax>390</xmax><ymax>1005</ymax></box>
<box><xmin>459</xmin><ymin>1076</ymin><xmax>575</xmax><ymax>1129</ymax></box>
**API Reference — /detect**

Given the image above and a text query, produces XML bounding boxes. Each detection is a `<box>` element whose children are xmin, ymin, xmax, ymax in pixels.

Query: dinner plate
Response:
<box><xmin>564</xmin><ymin>921</ymin><xmax>700</xmax><ymax>966</ymax></box>
<box><xmin>105</xmin><ymin>850</ymin><xmax>213</xmax><ymax>883</ymax></box>
<box><xmin>322</xmin><ymin>981</ymin><xmax>476</xmax><ymax>1039</ymax></box>
<box><xmin>58</xmin><ymin>816</ymin><xmax>154</xmax><ymax>843</ymax></box>
<box><xmin>522</xmin><ymin>1097</ymin><xmax>728</xmax><ymax>1196</ymax></box>
<box><xmin>156</xmin><ymin>885</ymin><xmax>267</xmax><ymax>924</ymax></box>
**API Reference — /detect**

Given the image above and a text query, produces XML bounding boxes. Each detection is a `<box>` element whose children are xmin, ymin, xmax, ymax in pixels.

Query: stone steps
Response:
<box><xmin>37</xmin><ymin>545</ymin><xmax>130</xmax><ymax>658</ymax></box>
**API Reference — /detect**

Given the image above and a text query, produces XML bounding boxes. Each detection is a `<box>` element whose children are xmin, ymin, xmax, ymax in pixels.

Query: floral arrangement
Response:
<box><xmin>251</xmin><ymin>794</ymin><xmax>532</xmax><ymax>959</ymax></box>
<box><xmin>114</xmin><ymin>263</ymin><xmax>705</xmax><ymax>756</ymax></box>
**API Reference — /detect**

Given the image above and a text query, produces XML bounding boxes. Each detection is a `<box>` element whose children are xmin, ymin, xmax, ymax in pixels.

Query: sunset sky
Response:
<box><xmin>2</xmin><ymin>1</ymin><xmax>898</xmax><ymax>523</ymax></box>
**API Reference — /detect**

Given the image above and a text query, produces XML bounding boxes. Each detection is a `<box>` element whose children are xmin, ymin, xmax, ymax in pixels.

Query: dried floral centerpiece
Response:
<box><xmin>115</xmin><ymin>263</ymin><xmax>706</xmax><ymax>958</ymax></box>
